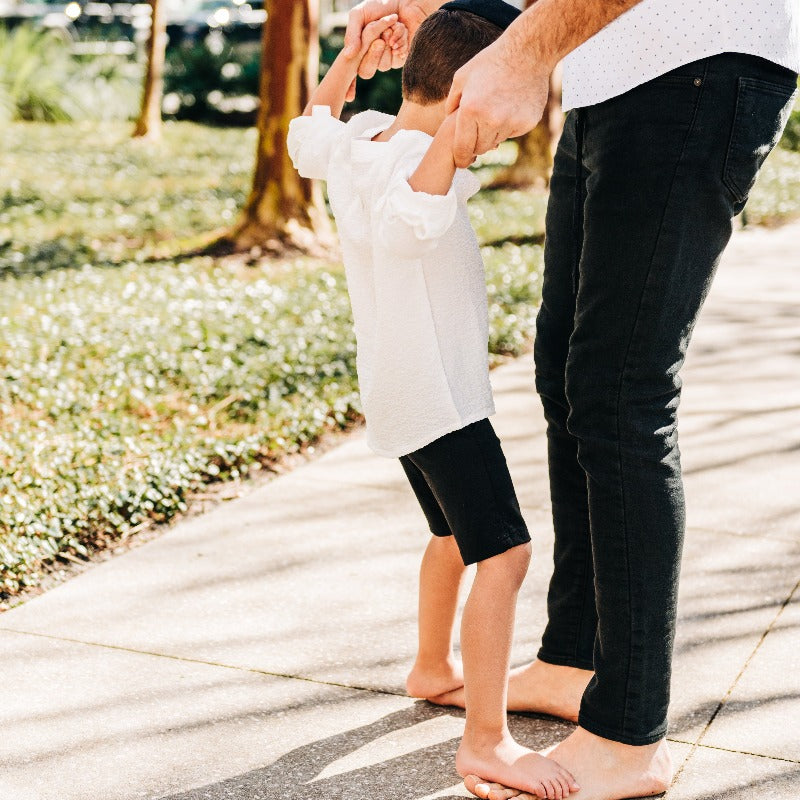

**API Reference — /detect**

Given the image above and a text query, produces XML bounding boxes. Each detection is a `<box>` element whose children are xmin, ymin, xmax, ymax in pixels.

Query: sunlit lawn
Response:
<box><xmin>1</xmin><ymin>120</ymin><xmax>797</xmax><ymax>601</ymax></box>
<box><xmin>0</xmin><ymin>122</ymin><xmax>547</xmax><ymax>599</ymax></box>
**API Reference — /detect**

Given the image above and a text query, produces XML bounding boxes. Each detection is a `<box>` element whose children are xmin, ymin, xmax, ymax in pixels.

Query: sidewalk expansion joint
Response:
<box><xmin>0</xmin><ymin>626</ymin><xmax>408</xmax><ymax>699</ymax></box>
<box><xmin>668</xmin><ymin>738</ymin><xmax>800</xmax><ymax>765</ymax></box>
<box><xmin>672</xmin><ymin>577</ymin><xmax>800</xmax><ymax>783</ymax></box>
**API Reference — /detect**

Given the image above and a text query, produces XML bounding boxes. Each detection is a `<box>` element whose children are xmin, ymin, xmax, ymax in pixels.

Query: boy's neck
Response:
<box><xmin>373</xmin><ymin>99</ymin><xmax>446</xmax><ymax>142</ymax></box>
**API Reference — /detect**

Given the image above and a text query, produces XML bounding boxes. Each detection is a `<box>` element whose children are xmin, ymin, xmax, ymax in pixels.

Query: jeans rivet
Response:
<box><xmin>694</xmin><ymin>78</ymin><xmax>702</xmax><ymax>87</ymax></box>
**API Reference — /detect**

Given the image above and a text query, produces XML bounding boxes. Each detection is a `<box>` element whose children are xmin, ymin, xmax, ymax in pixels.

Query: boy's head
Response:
<box><xmin>402</xmin><ymin>0</ymin><xmax>520</xmax><ymax>106</ymax></box>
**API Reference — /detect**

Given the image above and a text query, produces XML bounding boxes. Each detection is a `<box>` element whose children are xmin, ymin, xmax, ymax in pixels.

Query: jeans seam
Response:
<box><xmin>574</xmin><ymin>534</ymin><xmax>594</xmax><ymax>663</ymax></box>
<box><xmin>611</xmin><ymin>61</ymin><xmax>707</xmax><ymax>738</ymax></box>
<box><xmin>572</xmin><ymin>110</ymin><xmax>586</xmax><ymax>295</ymax></box>
<box><xmin>571</xmin><ymin>110</ymin><xmax>591</xmax><ymax>662</ymax></box>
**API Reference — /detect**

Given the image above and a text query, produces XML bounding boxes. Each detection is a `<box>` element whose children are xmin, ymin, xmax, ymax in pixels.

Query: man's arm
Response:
<box><xmin>448</xmin><ymin>0</ymin><xmax>645</xmax><ymax>166</ymax></box>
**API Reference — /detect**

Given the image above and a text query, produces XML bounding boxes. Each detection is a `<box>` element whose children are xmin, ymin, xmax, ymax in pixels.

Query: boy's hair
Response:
<box><xmin>402</xmin><ymin>9</ymin><xmax>503</xmax><ymax>105</ymax></box>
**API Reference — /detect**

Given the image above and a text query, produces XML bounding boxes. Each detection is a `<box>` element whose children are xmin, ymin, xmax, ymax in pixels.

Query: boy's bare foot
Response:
<box><xmin>463</xmin><ymin>727</ymin><xmax>673</xmax><ymax>800</ymax></box>
<box><xmin>406</xmin><ymin>658</ymin><xmax>464</xmax><ymax>699</ymax></box>
<box><xmin>456</xmin><ymin>730</ymin><xmax>579</xmax><ymax>800</ymax></box>
<box><xmin>430</xmin><ymin>659</ymin><xmax>592</xmax><ymax>722</ymax></box>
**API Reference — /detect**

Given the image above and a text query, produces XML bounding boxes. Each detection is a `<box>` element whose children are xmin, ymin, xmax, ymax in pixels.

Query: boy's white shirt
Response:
<box><xmin>287</xmin><ymin>106</ymin><xmax>494</xmax><ymax>458</ymax></box>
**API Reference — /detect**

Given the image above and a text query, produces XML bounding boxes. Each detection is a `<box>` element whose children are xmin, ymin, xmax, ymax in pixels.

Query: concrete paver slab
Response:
<box><xmin>0</xmin><ymin>473</ymin><xmax>428</xmax><ymax>692</ymax></box>
<box><xmin>700</xmin><ymin>587</ymin><xmax>800</xmax><ymax>761</ymax></box>
<box><xmin>0</xmin><ymin>628</ymin><xmax>416</xmax><ymax>800</ymax></box>
<box><xmin>667</xmin><ymin>745</ymin><xmax>800</xmax><ymax>800</ymax></box>
<box><xmin>157</xmin><ymin>711</ymin><xmax>574</xmax><ymax>800</ymax></box>
<box><xmin>668</xmin><ymin>530</ymin><xmax>800</xmax><ymax>742</ymax></box>
<box><xmin>680</xmin><ymin>408</ymin><xmax>800</xmax><ymax>540</ymax></box>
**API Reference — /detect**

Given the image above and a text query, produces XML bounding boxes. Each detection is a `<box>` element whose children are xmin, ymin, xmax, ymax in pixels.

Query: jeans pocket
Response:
<box><xmin>723</xmin><ymin>77</ymin><xmax>798</xmax><ymax>207</ymax></box>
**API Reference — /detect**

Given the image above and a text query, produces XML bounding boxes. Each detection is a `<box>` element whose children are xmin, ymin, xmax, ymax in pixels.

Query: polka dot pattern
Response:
<box><xmin>562</xmin><ymin>0</ymin><xmax>800</xmax><ymax>110</ymax></box>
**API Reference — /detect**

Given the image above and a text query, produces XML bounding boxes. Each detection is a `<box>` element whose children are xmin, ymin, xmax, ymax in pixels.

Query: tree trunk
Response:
<box><xmin>223</xmin><ymin>0</ymin><xmax>331</xmax><ymax>256</ymax></box>
<box><xmin>133</xmin><ymin>0</ymin><xmax>167</xmax><ymax>140</ymax></box>
<box><xmin>489</xmin><ymin>1</ymin><xmax>563</xmax><ymax>190</ymax></box>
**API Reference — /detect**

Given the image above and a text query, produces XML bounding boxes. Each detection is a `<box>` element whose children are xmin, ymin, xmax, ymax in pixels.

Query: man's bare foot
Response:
<box><xmin>464</xmin><ymin>726</ymin><xmax>673</xmax><ymax>800</ymax></box>
<box><xmin>456</xmin><ymin>730</ymin><xmax>579</xmax><ymax>800</ymax></box>
<box><xmin>406</xmin><ymin>657</ymin><xmax>464</xmax><ymax>699</ymax></box>
<box><xmin>431</xmin><ymin>659</ymin><xmax>592</xmax><ymax>722</ymax></box>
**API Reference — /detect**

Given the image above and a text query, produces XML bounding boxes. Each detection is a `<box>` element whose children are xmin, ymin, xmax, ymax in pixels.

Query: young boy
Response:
<box><xmin>288</xmin><ymin>2</ymin><xmax>578</xmax><ymax>796</ymax></box>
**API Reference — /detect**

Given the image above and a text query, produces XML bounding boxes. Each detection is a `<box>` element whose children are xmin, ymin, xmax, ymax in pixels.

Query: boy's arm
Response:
<box><xmin>288</xmin><ymin>15</ymin><xmax>404</xmax><ymax>180</ymax></box>
<box><xmin>376</xmin><ymin>115</ymin><xmax>472</xmax><ymax>258</ymax></box>
<box><xmin>407</xmin><ymin>112</ymin><xmax>458</xmax><ymax>196</ymax></box>
<box><xmin>303</xmin><ymin>14</ymin><xmax>403</xmax><ymax>119</ymax></box>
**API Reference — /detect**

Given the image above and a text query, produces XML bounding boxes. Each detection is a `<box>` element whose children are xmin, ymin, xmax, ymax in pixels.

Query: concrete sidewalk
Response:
<box><xmin>1</xmin><ymin>222</ymin><xmax>799</xmax><ymax>800</ymax></box>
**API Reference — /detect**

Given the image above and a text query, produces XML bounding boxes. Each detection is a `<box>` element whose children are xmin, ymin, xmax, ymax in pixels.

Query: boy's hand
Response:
<box><xmin>344</xmin><ymin>1</ymin><xmax>439</xmax><ymax>72</ymax></box>
<box><xmin>343</xmin><ymin>16</ymin><xmax>409</xmax><ymax>102</ymax></box>
<box><xmin>346</xmin><ymin>13</ymin><xmax>400</xmax><ymax>62</ymax></box>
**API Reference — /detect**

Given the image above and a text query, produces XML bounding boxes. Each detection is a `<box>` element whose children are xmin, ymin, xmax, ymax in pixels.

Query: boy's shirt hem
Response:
<box><xmin>367</xmin><ymin>405</ymin><xmax>497</xmax><ymax>459</ymax></box>
<box><xmin>287</xmin><ymin>106</ymin><xmax>492</xmax><ymax>459</ymax></box>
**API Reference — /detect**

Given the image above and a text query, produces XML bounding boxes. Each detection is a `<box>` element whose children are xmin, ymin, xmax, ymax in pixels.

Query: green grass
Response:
<box><xmin>0</xmin><ymin>122</ymin><xmax>256</xmax><ymax>275</ymax></box>
<box><xmin>743</xmin><ymin>147</ymin><xmax>800</xmax><ymax>226</ymax></box>
<box><xmin>0</xmin><ymin>123</ymin><xmax>544</xmax><ymax>600</ymax></box>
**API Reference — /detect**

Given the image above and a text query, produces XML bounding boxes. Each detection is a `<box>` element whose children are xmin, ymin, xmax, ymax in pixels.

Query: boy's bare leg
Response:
<box><xmin>432</xmin><ymin>659</ymin><xmax>592</xmax><ymax>722</ymax></box>
<box><xmin>406</xmin><ymin>535</ymin><xmax>467</xmax><ymax>699</ymax></box>
<box><xmin>455</xmin><ymin>543</ymin><xmax>579</xmax><ymax>799</ymax></box>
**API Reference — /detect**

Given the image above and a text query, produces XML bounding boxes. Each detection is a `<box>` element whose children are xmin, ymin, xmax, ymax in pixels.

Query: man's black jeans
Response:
<box><xmin>534</xmin><ymin>52</ymin><xmax>797</xmax><ymax>745</ymax></box>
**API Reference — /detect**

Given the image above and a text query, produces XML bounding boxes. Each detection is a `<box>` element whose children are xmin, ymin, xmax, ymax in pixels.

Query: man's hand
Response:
<box><xmin>347</xmin><ymin>13</ymin><xmax>405</xmax><ymax>63</ymax></box>
<box><xmin>302</xmin><ymin>14</ymin><xmax>403</xmax><ymax>116</ymax></box>
<box><xmin>341</xmin><ymin>14</ymin><xmax>408</xmax><ymax>103</ymax></box>
<box><xmin>443</xmin><ymin>0</ymin><xmax>646</xmax><ymax>167</ymax></box>
<box><xmin>343</xmin><ymin>1</ymin><xmax>439</xmax><ymax>76</ymax></box>
<box><xmin>446</xmin><ymin>37</ymin><xmax>550</xmax><ymax>168</ymax></box>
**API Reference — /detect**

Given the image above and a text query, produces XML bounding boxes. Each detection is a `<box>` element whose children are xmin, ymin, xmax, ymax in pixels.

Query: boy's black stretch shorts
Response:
<box><xmin>399</xmin><ymin>418</ymin><xmax>530</xmax><ymax>566</ymax></box>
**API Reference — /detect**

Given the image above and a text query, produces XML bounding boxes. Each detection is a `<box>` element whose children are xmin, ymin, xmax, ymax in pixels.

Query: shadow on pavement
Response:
<box><xmin>159</xmin><ymin>702</ymin><xmax>574</xmax><ymax>800</ymax></box>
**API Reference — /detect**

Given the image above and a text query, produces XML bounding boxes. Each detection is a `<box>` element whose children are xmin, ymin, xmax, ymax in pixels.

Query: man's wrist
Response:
<box><xmin>417</xmin><ymin>0</ymin><xmax>446</xmax><ymax>15</ymax></box>
<box><xmin>500</xmin><ymin>16</ymin><xmax>557</xmax><ymax>79</ymax></box>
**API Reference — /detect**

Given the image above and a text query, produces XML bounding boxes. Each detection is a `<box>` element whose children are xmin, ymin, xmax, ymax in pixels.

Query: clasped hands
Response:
<box><xmin>342</xmin><ymin>0</ymin><xmax>550</xmax><ymax>168</ymax></box>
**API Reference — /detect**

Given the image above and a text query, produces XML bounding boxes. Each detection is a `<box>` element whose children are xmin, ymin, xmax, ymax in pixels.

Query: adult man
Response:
<box><xmin>344</xmin><ymin>2</ymin><xmax>799</xmax><ymax>799</ymax></box>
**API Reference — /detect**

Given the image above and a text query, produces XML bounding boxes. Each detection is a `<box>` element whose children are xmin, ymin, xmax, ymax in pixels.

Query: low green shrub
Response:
<box><xmin>0</xmin><ymin>25</ymin><xmax>75</xmax><ymax>121</ymax></box>
<box><xmin>163</xmin><ymin>39</ymin><xmax>261</xmax><ymax>123</ymax></box>
<box><xmin>0</xmin><ymin>24</ymin><xmax>139</xmax><ymax>122</ymax></box>
<box><xmin>780</xmin><ymin>106</ymin><xmax>800</xmax><ymax>152</ymax></box>
<box><xmin>744</xmin><ymin>147</ymin><xmax>800</xmax><ymax>225</ymax></box>
<box><xmin>0</xmin><ymin>258</ymin><xmax>362</xmax><ymax>596</ymax></box>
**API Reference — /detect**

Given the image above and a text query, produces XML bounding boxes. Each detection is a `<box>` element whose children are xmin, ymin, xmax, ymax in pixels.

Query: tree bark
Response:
<box><xmin>489</xmin><ymin>1</ymin><xmax>563</xmax><ymax>190</ymax></box>
<box><xmin>223</xmin><ymin>0</ymin><xmax>331</xmax><ymax>256</ymax></box>
<box><xmin>133</xmin><ymin>0</ymin><xmax>167</xmax><ymax>140</ymax></box>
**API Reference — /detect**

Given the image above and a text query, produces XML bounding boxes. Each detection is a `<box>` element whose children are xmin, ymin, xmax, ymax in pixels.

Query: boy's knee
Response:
<box><xmin>479</xmin><ymin>541</ymin><xmax>531</xmax><ymax>584</ymax></box>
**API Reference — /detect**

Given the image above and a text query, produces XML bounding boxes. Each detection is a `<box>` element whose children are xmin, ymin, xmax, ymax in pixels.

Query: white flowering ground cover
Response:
<box><xmin>2</xmin><ymin>121</ymin><xmax>796</xmax><ymax>601</ymax></box>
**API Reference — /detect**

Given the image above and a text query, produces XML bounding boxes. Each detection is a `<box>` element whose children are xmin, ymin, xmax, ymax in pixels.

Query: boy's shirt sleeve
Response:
<box><xmin>287</xmin><ymin>106</ymin><xmax>346</xmax><ymax>181</ymax></box>
<box><xmin>375</xmin><ymin>133</ymin><xmax>481</xmax><ymax>259</ymax></box>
